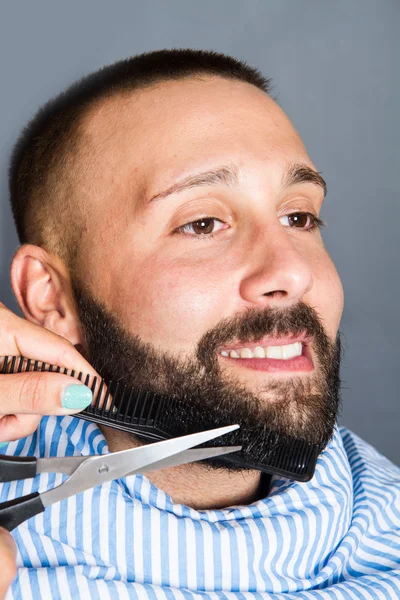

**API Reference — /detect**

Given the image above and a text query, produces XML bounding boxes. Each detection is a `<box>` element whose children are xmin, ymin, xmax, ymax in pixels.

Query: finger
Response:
<box><xmin>0</xmin><ymin>305</ymin><xmax>112</xmax><ymax>419</ymax></box>
<box><xmin>0</xmin><ymin>528</ymin><xmax>17</xmax><ymax>597</ymax></box>
<box><xmin>0</xmin><ymin>304</ymin><xmax>97</xmax><ymax>379</ymax></box>
<box><xmin>0</xmin><ymin>414</ymin><xmax>41</xmax><ymax>443</ymax></box>
<box><xmin>0</xmin><ymin>371</ymin><xmax>94</xmax><ymax>417</ymax></box>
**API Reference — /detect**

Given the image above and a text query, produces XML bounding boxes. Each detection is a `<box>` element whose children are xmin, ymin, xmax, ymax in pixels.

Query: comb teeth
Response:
<box><xmin>81</xmin><ymin>375</ymin><xmax>176</xmax><ymax>441</ymax></box>
<box><xmin>218</xmin><ymin>438</ymin><xmax>319</xmax><ymax>481</ymax></box>
<box><xmin>0</xmin><ymin>355</ymin><xmax>179</xmax><ymax>442</ymax></box>
<box><xmin>0</xmin><ymin>355</ymin><xmax>320</xmax><ymax>481</ymax></box>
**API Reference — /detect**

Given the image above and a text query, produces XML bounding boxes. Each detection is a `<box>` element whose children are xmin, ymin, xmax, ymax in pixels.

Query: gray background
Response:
<box><xmin>0</xmin><ymin>1</ymin><xmax>399</xmax><ymax>463</ymax></box>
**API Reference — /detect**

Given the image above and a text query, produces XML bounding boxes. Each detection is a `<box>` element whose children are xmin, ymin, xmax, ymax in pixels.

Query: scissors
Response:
<box><xmin>0</xmin><ymin>424</ymin><xmax>240</xmax><ymax>531</ymax></box>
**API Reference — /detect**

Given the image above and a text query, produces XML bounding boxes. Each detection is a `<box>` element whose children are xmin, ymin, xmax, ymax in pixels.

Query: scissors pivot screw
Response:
<box><xmin>0</xmin><ymin>424</ymin><xmax>241</xmax><ymax>531</ymax></box>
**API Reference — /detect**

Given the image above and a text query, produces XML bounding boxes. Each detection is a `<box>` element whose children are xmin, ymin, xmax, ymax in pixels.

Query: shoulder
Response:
<box><xmin>338</xmin><ymin>426</ymin><xmax>400</xmax><ymax>563</ymax></box>
<box><xmin>339</xmin><ymin>425</ymin><xmax>400</xmax><ymax>494</ymax></box>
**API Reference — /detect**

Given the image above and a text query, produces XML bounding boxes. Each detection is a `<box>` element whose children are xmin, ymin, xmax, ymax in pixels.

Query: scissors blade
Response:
<box><xmin>126</xmin><ymin>445</ymin><xmax>242</xmax><ymax>475</ymax></box>
<box><xmin>37</xmin><ymin>455</ymin><xmax>89</xmax><ymax>476</ymax></box>
<box><xmin>40</xmin><ymin>424</ymin><xmax>239</xmax><ymax>508</ymax></box>
<box><xmin>37</xmin><ymin>446</ymin><xmax>242</xmax><ymax>477</ymax></box>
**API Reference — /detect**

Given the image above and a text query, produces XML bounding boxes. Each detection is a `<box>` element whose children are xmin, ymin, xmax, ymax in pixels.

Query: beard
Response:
<box><xmin>70</xmin><ymin>277</ymin><xmax>342</xmax><ymax>473</ymax></box>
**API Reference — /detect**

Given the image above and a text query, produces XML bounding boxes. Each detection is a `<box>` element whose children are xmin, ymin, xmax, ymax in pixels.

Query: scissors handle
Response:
<box><xmin>0</xmin><ymin>492</ymin><xmax>45</xmax><ymax>531</ymax></box>
<box><xmin>0</xmin><ymin>455</ymin><xmax>37</xmax><ymax>483</ymax></box>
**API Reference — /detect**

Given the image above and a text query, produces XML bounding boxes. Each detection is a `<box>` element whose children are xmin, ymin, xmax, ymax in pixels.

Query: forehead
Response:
<box><xmin>81</xmin><ymin>76</ymin><xmax>314</xmax><ymax>203</ymax></box>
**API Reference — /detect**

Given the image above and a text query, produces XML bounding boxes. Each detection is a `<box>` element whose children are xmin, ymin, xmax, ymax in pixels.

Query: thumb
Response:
<box><xmin>0</xmin><ymin>527</ymin><xmax>17</xmax><ymax>597</ymax></box>
<box><xmin>0</xmin><ymin>371</ymin><xmax>93</xmax><ymax>417</ymax></box>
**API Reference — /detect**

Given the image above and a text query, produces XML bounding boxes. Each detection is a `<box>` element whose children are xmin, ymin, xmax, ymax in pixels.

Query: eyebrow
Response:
<box><xmin>282</xmin><ymin>163</ymin><xmax>327</xmax><ymax>198</ymax></box>
<box><xmin>147</xmin><ymin>166</ymin><xmax>239</xmax><ymax>204</ymax></box>
<box><xmin>147</xmin><ymin>162</ymin><xmax>326</xmax><ymax>204</ymax></box>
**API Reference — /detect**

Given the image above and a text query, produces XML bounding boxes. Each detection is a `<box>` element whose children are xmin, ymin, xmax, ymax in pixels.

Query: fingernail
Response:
<box><xmin>62</xmin><ymin>385</ymin><xmax>93</xmax><ymax>410</ymax></box>
<box><xmin>0</xmin><ymin>442</ymin><xmax>8</xmax><ymax>449</ymax></box>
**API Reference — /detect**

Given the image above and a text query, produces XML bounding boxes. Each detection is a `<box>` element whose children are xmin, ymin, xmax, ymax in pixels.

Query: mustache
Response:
<box><xmin>70</xmin><ymin>279</ymin><xmax>342</xmax><ymax>455</ymax></box>
<box><xmin>197</xmin><ymin>301</ymin><xmax>331</xmax><ymax>365</ymax></box>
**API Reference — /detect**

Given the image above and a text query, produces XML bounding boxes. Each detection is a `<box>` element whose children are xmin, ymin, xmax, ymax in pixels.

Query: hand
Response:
<box><xmin>0</xmin><ymin>301</ymin><xmax>100</xmax><ymax>443</ymax></box>
<box><xmin>0</xmin><ymin>528</ymin><xmax>16</xmax><ymax>598</ymax></box>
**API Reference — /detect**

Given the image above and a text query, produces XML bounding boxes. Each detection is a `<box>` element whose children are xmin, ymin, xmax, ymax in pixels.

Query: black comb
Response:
<box><xmin>1</xmin><ymin>355</ymin><xmax>321</xmax><ymax>481</ymax></box>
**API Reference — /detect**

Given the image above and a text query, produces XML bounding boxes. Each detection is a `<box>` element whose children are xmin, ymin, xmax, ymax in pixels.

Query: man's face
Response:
<box><xmin>70</xmin><ymin>76</ymin><xmax>344</xmax><ymax>466</ymax></box>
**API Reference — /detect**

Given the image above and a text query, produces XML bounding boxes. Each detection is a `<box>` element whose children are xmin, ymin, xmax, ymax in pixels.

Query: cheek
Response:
<box><xmin>116</xmin><ymin>255</ymin><xmax>227</xmax><ymax>352</ymax></box>
<box><xmin>110</xmin><ymin>241</ymin><xmax>344</xmax><ymax>351</ymax></box>
<box><xmin>309</xmin><ymin>251</ymin><xmax>344</xmax><ymax>339</ymax></box>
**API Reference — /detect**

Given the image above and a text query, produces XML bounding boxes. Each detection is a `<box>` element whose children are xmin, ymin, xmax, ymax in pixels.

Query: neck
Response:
<box><xmin>102</xmin><ymin>425</ymin><xmax>265</xmax><ymax>510</ymax></box>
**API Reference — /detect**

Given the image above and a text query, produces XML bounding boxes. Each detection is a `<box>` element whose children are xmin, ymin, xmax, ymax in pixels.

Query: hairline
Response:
<box><xmin>64</xmin><ymin>73</ymin><xmax>274</xmax><ymax>272</ymax></box>
<box><xmin>11</xmin><ymin>65</ymin><xmax>273</xmax><ymax>275</ymax></box>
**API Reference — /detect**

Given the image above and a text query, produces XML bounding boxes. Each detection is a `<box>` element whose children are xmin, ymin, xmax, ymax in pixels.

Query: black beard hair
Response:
<box><xmin>71</xmin><ymin>278</ymin><xmax>343</xmax><ymax>473</ymax></box>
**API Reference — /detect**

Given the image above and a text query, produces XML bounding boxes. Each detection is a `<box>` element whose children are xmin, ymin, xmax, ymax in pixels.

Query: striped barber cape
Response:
<box><xmin>0</xmin><ymin>415</ymin><xmax>399</xmax><ymax>599</ymax></box>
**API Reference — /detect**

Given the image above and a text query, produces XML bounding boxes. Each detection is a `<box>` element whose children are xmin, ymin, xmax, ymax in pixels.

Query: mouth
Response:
<box><xmin>218</xmin><ymin>335</ymin><xmax>314</xmax><ymax>373</ymax></box>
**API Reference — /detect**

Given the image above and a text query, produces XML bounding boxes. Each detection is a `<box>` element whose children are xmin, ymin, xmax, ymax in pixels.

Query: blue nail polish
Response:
<box><xmin>62</xmin><ymin>385</ymin><xmax>93</xmax><ymax>410</ymax></box>
<box><xmin>0</xmin><ymin>442</ymin><xmax>9</xmax><ymax>449</ymax></box>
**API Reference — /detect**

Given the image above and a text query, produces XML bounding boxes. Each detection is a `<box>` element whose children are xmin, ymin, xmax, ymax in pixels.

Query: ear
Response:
<box><xmin>10</xmin><ymin>244</ymin><xmax>84</xmax><ymax>346</ymax></box>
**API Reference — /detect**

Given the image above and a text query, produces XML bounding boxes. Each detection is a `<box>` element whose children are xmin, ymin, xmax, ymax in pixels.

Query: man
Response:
<box><xmin>0</xmin><ymin>48</ymin><xmax>399</xmax><ymax>598</ymax></box>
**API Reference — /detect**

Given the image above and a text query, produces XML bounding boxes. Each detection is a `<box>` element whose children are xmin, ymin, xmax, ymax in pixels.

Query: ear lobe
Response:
<box><xmin>10</xmin><ymin>244</ymin><xmax>82</xmax><ymax>344</ymax></box>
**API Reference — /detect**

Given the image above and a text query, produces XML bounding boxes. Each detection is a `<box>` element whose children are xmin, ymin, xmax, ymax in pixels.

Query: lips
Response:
<box><xmin>218</xmin><ymin>334</ymin><xmax>313</xmax><ymax>352</ymax></box>
<box><xmin>218</xmin><ymin>335</ymin><xmax>314</xmax><ymax>373</ymax></box>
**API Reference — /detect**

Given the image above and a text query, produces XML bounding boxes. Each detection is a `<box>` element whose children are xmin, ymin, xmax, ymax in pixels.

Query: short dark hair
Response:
<box><xmin>9</xmin><ymin>48</ymin><xmax>272</xmax><ymax>271</ymax></box>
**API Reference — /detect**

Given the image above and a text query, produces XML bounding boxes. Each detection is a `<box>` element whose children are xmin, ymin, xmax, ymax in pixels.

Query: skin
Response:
<box><xmin>10</xmin><ymin>76</ymin><xmax>344</xmax><ymax>508</ymax></box>
<box><xmin>0</xmin><ymin>528</ymin><xmax>16</xmax><ymax>600</ymax></box>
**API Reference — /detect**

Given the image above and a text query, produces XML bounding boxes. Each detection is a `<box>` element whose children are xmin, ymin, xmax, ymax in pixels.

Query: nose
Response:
<box><xmin>239</xmin><ymin>222</ymin><xmax>313</xmax><ymax>308</ymax></box>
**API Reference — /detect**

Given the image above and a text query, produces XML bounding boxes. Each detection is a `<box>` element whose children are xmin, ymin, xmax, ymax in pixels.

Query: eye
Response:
<box><xmin>174</xmin><ymin>217</ymin><xmax>227</xmax><ymax>238</ymax></box>
<box><xmin>280</xmin><ymin>212</ymin><xmax>326</xmax><ymax>232</ymax></box>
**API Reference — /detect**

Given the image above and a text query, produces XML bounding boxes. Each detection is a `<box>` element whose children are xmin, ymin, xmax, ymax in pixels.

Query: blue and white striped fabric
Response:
<box><xmin>1</xmin><ymin>415</ymin><xmax>399</xmax><ymax>599</ymax></box>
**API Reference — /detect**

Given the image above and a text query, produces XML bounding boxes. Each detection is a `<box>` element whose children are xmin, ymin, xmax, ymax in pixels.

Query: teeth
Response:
<box><xmin>239</xmin><ymin>348</ymin><xmax>253</xmax><ymax>358</ymax></box>
<box><xmin>282</xmin><ymin>343</ymin><xmax>302</xmax><ymax>359</ymax></box>
<box><xmin>266</xmin><ymin>346</ymin><xmax>282</xmax><ymax>359</ymax></box>
<box><xmin>253</xmin><ymin>346</ymin><xmax>265</xmax><ymax>358</ymax></box>
<box><xmin>222</xmin><ymin>342</ymin><xmax>303</xmax><ymax>360</ymax></box>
